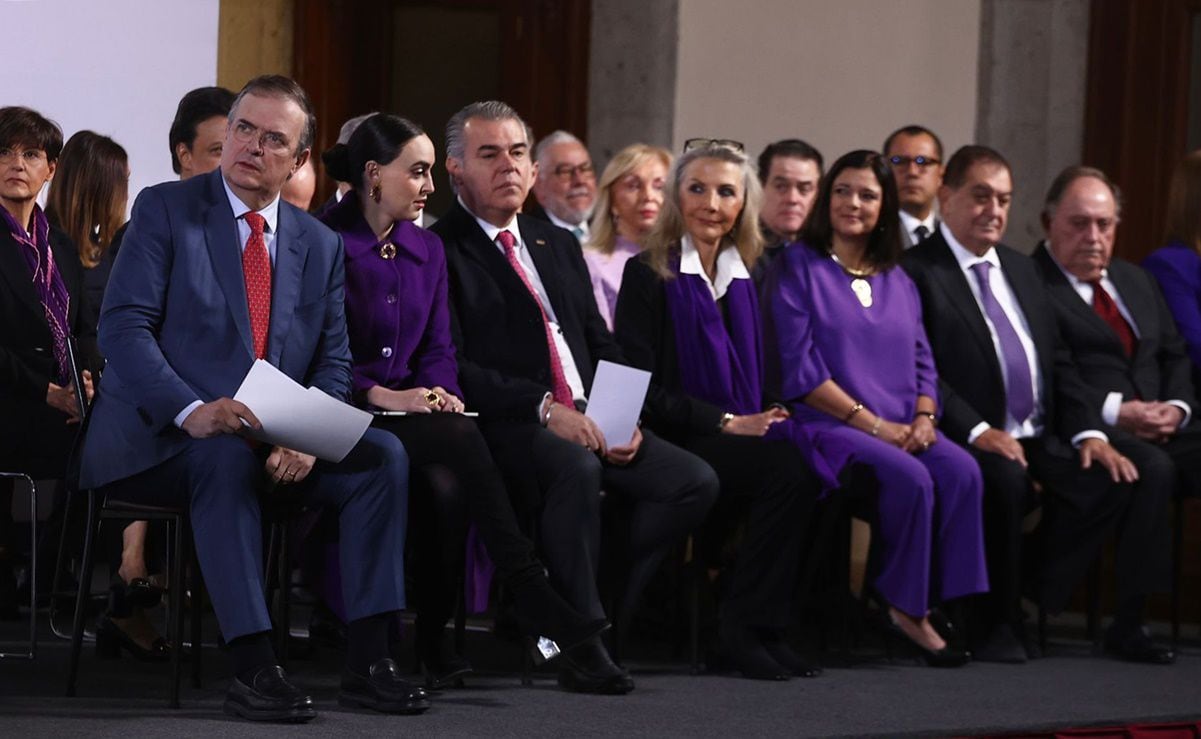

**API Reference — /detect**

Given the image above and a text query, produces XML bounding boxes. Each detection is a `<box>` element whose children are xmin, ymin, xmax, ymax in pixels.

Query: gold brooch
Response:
<box><xmin>378</xmin><ymin>242</ymin><xmax>397</xmax><ymax>260</ymax></box>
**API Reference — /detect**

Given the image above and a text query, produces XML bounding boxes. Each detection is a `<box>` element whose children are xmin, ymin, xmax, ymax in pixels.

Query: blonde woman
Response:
<box><xmin>583</xmin><ymin>144</ymin><xmax>671</xmax><ymax>329</ymax></box>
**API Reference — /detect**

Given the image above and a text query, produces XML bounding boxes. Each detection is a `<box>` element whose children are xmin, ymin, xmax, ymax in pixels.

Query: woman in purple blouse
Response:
<box><xmin>320</xmin><ymin>114</ymin><xmax>605</xmax><ymax>688</ymax></box>
<box><xmin>762</xmin><ymin>150</ymin><xmax>987</xmax><ymax>666</ymax></box>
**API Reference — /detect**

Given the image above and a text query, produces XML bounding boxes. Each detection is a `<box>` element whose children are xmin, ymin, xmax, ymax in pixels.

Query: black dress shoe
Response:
<box><xmin>557</xmin><ymin>639</ymin><xmax>635</xmax><ymax>694</ymax></box>
<box><xmin>1104</xmin><ymin>626</ymin><xmax>1175</xmax><ymax>665</ymax></box>
<box><xmin>506</xmin><ymin>574</ymin><xmax>611</xmax><ymax>661</ymax></box>
<box><xmin>716</xmin><ymin>624</ymin><xmax>789</xmax><ymax>681</ymax></box>
<box><xmin>419</xmin><ymin>645</ymin><xmax>473</xmax><ymax>691</ymax></box>
<box><xmin>340</xmin><ymin>658</ymin><xmax>432</xmax><ymax>714</ymax></box>
<box><xmin>95</xmin><ymin>614</ymin><xmax>171</xmax><ymax>662</ymax></box>
<box><xmin>761</xmin><ymin>633</ymin><xmax>822</xmax><ymax>678</ymax></box>
<box><xmin>972</xmin><ymin>624</ymin><xmax>1027</xmax><ymax>664</ymax></box>
<box><xmin>224</xmin><ymin>665</ymin><xmax>316</xmax><ymax>723</ymax></box>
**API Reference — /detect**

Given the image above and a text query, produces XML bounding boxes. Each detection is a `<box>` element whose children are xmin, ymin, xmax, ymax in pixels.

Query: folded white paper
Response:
<box><xmin>233</xmin><ymin>360</ymin><xmax>372</xmax><ymax>462</ymax></box>
<box><xmin>585</xmin><ymin>360</ymin><xmax>651</xmax><ymax>447</ymax></box>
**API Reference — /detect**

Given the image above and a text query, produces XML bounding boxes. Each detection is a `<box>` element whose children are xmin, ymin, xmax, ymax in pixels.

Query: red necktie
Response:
<box><xmin>1091</xmin><ymin>280</ymin><xmax>1135</xmax><ymax>357</ymax></box>
<box><xmin>498</xmin><ymin>230</ymin><xmax>574</xmax><ymax>407</ymax></box>
<box><xmin>242</xmin><ymin>212</ymin><xmax>272</xmax><ymax>359</ymax></box>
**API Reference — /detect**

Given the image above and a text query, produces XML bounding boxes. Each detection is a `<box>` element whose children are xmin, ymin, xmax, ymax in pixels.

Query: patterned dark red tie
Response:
<box><xmin>242</xmin><ymin>212</ymin><xmax>272</xmax><ymax>359</ymax></box>
<box><xmin>1091</xmin><ymin>280</ymin><xmax>1136</xmax><ymax>357</ymax></box>
<box><xmin>497</xmin><ymin>230</ymin><xmax>575</xmax><ymax>407</ymax></box>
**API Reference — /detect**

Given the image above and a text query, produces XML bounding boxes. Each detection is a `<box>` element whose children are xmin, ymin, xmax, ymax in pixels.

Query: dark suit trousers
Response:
<box><xmin>488</xmin><ymin>424</ymin><xmax>718</xmax><ymax>620</ymax></box>
<box><xmin>684</xmin><ymin>434</ymin><xmax>818</xmax><ymax>630</ymax></box>
<box><xmin>100</xmin><ymin>428</ymin><xmax>408</xmax><ymax>641</ymax></box>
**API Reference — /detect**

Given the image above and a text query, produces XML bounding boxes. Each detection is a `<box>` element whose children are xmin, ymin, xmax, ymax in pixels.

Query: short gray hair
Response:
<box><xmin>337</xmin><ymin>112</ymin><xmax>378</xmax><ymax>145</ymax></box>
<box><xmin>229</xmin><ymin>75</ymin><xmax>316</xmax><ymax>156</ymax></box>
<box><xmin>534</xmin><ymin>130</ymin><xmax>585</xmax><ymax>169</ymax></box>
<box><xmin>445</xmin><ymin>100</ymin><xmax>530</xmax><ymax>161</ymax></box>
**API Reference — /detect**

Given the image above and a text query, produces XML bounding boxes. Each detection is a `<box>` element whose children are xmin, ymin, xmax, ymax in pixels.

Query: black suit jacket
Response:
<box><xmin>0</xmin><ymin>224</ymin><xmax>96</xmax><ymax>466</ymax></box>
<box><xmin>430</xmin><ymin>201</ymin><xmax>625</xmax><ymax>422</ymax></box>
<box><xmin>1032</xmin><ymin>243</ymin><xmax>1198</xmax><ymax>419</ymax></box>
<box><xmin>900</xmin><ymin>231</ymin><xmax>1098</xmax><ymax>448</ymax></box>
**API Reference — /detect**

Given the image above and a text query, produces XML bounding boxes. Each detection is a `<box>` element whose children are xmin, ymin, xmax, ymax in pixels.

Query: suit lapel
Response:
<box><xmin>267</xmin><ymin>204</ymin><xmax>307</xmax><ymax>365</ymax></box>
<box><xmin>452</xmin><ymin>205</ymin><xmax>540</xmax><ymax>312</ymax></box>
<box><xmin>1106</xmin><ymin>261</ymin><xmax>1149</xmax><ymax>340</ymax></box>
<box><xmin>519</xmin><ymin>216</ymin><xmax>565</xmax><ymax>316</ymax></box>
<box><xmin>202</xmin><ymin>174</ymin><xmax>255</xmax><ymax>358</ymax></box>
<box><xmin>1035</xmin><ymin>244</ymin><xmax>1129</xmax><ymax>355</ymax></box>
<box><xmin>0</xmin><ymin>230</ymin><xmax>44</xmax><ymax>326</ymax></box>
<box><xmin>927</xmin><ymin>236</ymin><xmax>1001</xmax><ymax>370</ymax></box>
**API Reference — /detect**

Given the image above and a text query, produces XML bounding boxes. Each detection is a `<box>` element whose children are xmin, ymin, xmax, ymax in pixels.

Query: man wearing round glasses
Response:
<box><xmin>883</xmin><ymin>124</ymin><xmax>945</xmax><ymax>248</ymax></box>
<box><xmin>529</xmin><ymin>130</ymin><xmax>597</xmax><ymax>241</ymax></box>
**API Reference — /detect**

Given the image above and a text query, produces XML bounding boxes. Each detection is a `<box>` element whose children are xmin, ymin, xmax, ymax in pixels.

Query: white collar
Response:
<box><xmin>679</xmin><ymin>233</ymin><xmax>750</xmax><ymax>300</ymax></box>
<box><xmin>942</xmin><ymin>221</ymin><xmax>1000</xmax><ymax>272</ymax></box>
<box><xmin>547</xmin><ymin>210</ymin><xmax>587</xmax><ymax>235</ymax></box>
<box><xmin>222</xmin><ymin>175</ymin><xmax>280</xmax><ymax>233</ymax></box>
<box><xmin>460</xmin><ymin>196</ymin><xmax>521</xmax><ymax>246</ymax></box>
<box><xmin>899</xmin><ymin>209</ymin><xmax>936</xmax><ymax>235</ymax></box>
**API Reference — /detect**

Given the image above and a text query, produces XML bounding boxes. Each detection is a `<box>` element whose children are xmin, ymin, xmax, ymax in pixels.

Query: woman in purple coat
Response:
<box><xmin>320</xmin><ymin>114</ymin><xmax>605</xmax><ymax>688</ymax></box>
<box><xmin>762</xmin><ymin>150</ymin><xmax>988</xmax><ymax>666</ymax></box>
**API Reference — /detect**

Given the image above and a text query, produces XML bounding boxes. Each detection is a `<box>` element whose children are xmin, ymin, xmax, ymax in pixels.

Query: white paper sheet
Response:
<box><xmin>233</xmin><ymin>360</ymin><xmax>372</xmax><ymax>462</ymax></box>
<box><xmin>585</xmin><ymin>360</ymin><xmax>651</xmax><ymax>448</ymax></box>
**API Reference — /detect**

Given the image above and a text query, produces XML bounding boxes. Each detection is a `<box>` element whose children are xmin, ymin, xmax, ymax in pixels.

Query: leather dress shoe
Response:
<box><xmin>340</xmin><ymin>658</ymin><xmax>432</xmax><ymax>714</ymax></box>
<box><xmin>1104</xmin><ymin>626</ymin><xmax>1175</xmax><ymax>665</ymax></box>
<box><xmin>972</xmin><ymin>624</ymin><xmax>1027</xmax><ymax>664</ymax></box>
<box><xmin>223</xmin><ymin>665</ymin><xmax>316</xmax><ymax>723</ymax></box>
<box><xmin>557</xmin><ymin>639</ymin><xmax>635</xmax><ymax>694</ymax></box>
<box><xmin>716</xmin><ymin>624</ymin><xmax>789</xmax><ymax>681</ymax></box>
<box><xmin>761</xmin><ymin>633</ymin><xmax>822</xmax><ymax>678</ymax></box>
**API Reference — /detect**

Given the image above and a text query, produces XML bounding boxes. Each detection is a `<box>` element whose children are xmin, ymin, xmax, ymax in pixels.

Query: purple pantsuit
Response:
<box><xmin>763</xmin><ymin>243</ymin><xmax>988</xmax><ymax>617</ymax></box>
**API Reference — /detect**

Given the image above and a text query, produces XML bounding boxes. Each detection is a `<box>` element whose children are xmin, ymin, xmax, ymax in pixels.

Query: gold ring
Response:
<box><xmin>424</xmin><ymin>390</ymin><xmax>440</xmax><ymax>407</ymax></box>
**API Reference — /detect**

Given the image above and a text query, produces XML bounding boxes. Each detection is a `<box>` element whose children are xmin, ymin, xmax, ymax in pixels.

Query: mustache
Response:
<box><xmin>567</xmin><ymin>186</ymin><xmax>591</xmax><ymax>198</ymax></box>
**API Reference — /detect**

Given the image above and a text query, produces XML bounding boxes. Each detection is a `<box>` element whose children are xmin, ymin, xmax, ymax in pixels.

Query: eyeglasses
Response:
<box><xmin>683</xmin><ymin>138</ymin><xmax>745</xmax><ymax>153</ymax></box>
<box><xmin>551</xmin><ymin>162</ymin><xmax>595</xmax><ymax>181</ymax></box>
<box><xmin>230</xmin><ymin>120</ymin><xmax>293</xmax><ymax>155</ymax></box>
<box><xmin>887</xmin><ymin>155</ymin><xmax>941</xmax><ymax>169</ymax></box>
<box><xmin>0</xmin><ymin>147</ymin><xmax>47</xmax><ymax>165</ymax></box>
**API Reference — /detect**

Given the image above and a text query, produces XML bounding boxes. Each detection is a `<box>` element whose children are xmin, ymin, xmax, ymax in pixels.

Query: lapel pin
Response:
<box><xmin>535</xmin><ymin>239</ymin><xmax>546</xmax><ymax>246</ymax></box>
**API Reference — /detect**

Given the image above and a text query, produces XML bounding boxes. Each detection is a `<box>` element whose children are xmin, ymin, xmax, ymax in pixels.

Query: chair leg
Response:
<box><xmin>169</xmin><ymin>516</ymin><xmax>185</xmax><ymax>709</ymax></box>
<box><xmin>49</xmin><ymin>481</ymin><xmax>75</xmax><ymax>640</ymax></box>
<box><xmin>189</xmin><ymin>540</ymin><xmax>203</xmax><ymax>689</ymax></box>
<box><xmin>453</xmin><ymin>575</ymin><xmax>467</xmax><ymax>658</ymax></box>
<box><xmin>1172</xmin><ymin>496</ymin><xmax>1183</xmax><ymax>646</ymax></box>
<box><xmin>690</xmin><ymin>552</ymin><xmax>701</xmax><ymax>675</ymax></box>
<box><xmin>66</xmin><ymin>490</ymin><xmax>98</xmax><ymax>697</ymax></box>
<box><xmin>26</xmin><ymin>477</ymin><xmax>38</xmax><ymax>659</ymax></box>
<box><xmin>276</xmin><ymin>524</ymin><xmax>291</xmax><ymax>669</ymax></box>
<box><xmin>1038</xmin><ymin>607</ymin><xmax>1047</xmax><ymax>655</ymax></box>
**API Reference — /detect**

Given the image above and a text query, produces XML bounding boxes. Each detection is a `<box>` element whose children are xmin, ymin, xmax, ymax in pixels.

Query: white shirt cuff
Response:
<box><xmin>1101</xmin><ymin>392</ymin><xmax>1122</xmax><ymax>426</ymax></box>
<box><xmin>173</xmin><ymin>399</ymin><xmax>204</xmax><ymax>429</ymax></box>
<box><xmin>536</xmin><ymin>392</ymin><xmax>552</xmax><ymax>424</ymax></box>
<box><xmin>966</xmin><ymin>422</ymin><xmax>991</xmax><ymax>445</ymax></box>
<box><xmin>1070</xmin><ymin>430</ymin><xmax>1108</xmax><ymax>448</ymax></box>
<box><xmin>1167</xmin><ymin>400</ymin><xmax>1192</xmax><ymax>428</ymax></box>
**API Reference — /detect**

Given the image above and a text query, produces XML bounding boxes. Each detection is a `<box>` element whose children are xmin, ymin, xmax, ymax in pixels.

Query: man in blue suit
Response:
<box><xmin>80</xmin><ymin>76</ymin><xmax>427</xmax><ymax>721</ymax></box>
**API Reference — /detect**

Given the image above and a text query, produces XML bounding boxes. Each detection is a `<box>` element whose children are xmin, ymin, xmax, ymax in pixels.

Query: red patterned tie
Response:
<box><xmin>498</xmin><ymin>230</ymin><xmax>574</xmax><ymax>406</ymax></box>
<box><xmin>1091</xmin><ymin>280</ymin><xmax>1136</xmax><ymax>357</ymax></box>
<box><xmin>242</xmin><ymin>212</ymin><xmax>272</xmax><ymax>359</ymax></box>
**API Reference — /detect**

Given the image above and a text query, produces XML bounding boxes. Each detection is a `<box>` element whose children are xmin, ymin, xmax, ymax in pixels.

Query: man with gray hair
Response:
<box><xmin>432</xmin><ymin>100</ymin><xmax>718</xmax><ymax>694</ymax></box>
<box><xmin>529</xmin><ymin>129</ymin><xmax>597</xmax><ymax>241</ymax></box>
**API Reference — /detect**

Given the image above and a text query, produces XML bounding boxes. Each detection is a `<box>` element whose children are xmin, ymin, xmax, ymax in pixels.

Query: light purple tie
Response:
<box><xmin>970</xmin><ymin>261</ymin><xmax>1034</xmax><ymax>424</ymax></box>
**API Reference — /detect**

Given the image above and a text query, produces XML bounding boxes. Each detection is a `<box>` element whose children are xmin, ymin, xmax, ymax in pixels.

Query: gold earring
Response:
<box><xmin>370</xmin><ymin>184</ymin><xmax>381</xmax><ymax>203</ymax></box>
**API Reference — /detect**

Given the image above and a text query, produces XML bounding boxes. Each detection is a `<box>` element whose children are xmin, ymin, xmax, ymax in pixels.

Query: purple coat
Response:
<box><xmin>320</xmin><ymin>192</ymin><xmax>461</xmax><ymax>402</ymax></box>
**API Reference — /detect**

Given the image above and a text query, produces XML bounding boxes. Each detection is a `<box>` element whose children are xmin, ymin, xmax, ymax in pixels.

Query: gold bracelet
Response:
<box><xmin>870</xmin><ymin>417</ymin><xmax>882</xmax><ymax>436</ymax></box>
<box><xmin>845</xmin><ymin>402</ymin><xmax>865</xmax><ymax>422</ymax></box>
<box><xmin>915</xmin><ymin>411</ymin><xmax>937</xmax><ymax>425</ymax></box>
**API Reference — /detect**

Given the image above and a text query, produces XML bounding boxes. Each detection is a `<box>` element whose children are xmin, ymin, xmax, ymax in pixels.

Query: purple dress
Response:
<box><xmin>1144</xmin><ymin>241</ymin><xmax>1201</xmax><ymax>379</ymax></box>
<box><xmin>763</xmin><ymin>243</ymin><xmax>988</xmax><ymax>617</ymax></box>
<box><xmin>583</xmin><ymin>236</ymin><xmax>641</xmax><ymax>331</ymax></box>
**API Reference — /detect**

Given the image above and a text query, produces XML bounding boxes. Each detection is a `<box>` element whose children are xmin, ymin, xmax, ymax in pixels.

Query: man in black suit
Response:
<box><xmin>884</xmin><ymin>125</ymin><xmax>944</xmax><ymax>249</ymax></box>
<box><xmin>1033</xmin><ymin>165</ymin><xmax>1192</xmax><ymax>662</ymax></box>
<box><xmin>528</xmin><ymin>129</ymin><xmax>596</xmax><ymax>242</ymax></box>
<box><xmin>901</xmin><ymin>146</ymin><xmax>1157</xmax><ymax>664</ymax></box>
<box><xmin>431</xmin><ymin>101</ymin><xmax>718</xmax><ymax>694</ymax></box>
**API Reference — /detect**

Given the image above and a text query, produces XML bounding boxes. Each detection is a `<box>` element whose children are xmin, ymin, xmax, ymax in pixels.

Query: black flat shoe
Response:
<box><xmin>1104</xmin><ymin>626</ymin><xmax>1175</xmax><ymax>665</ymax></box>
<box><xmin>224</xmin><ymin>665</ymin><xmax>316</xmax><ymax>722</ymax></box>
<box><xmin>340</xmin><ymin>658</ymin><xmax>431</xmax><ymax>714</ymax></box>
<box><xmin>95</xmin><ymin>615</ymin><xmax>171</xmax><ymax>662</ymax></box>
<box><xmin>761</xmin><ymin>633</ymin><xmax>822</xmax><ymax>678</ymax></box>
<box><xmin>717</xmin><ymin>624</ymin><xmax>789</xmax><ymax>681</ymax></box>
<box><xmin>556</xmin><ymin>638</ymin><xmax>635</xmax><ymax>694</ymax></box>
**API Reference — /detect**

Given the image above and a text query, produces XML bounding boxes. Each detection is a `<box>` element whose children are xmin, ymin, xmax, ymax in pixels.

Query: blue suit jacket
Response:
<box><xmin>80</xmin><ymin>169</ymin><xmax>351</xmax><ymax>488</ymax></box>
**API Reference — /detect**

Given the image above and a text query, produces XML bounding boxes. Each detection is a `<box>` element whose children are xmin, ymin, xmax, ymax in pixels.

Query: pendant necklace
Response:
<box><xmin>830</xmin><ymin>252</ymin><xmax>874</xmax><ymax>308</ymax></box>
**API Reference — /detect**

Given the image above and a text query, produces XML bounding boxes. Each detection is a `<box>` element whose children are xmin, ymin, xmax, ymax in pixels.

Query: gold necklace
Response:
<box><xmin>830</xmin><ymin>252</ymin><xmax>874</xmax><ymax>308</ymax></box>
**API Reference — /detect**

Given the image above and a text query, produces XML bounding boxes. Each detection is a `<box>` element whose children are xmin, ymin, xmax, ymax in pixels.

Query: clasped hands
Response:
<box><xmin>46</xmin><ymin>370</ymin><xmax>94</xmax><ymax>424</ymax></box>
<box><xmin>850</xmin><ymin>413</ymin><xmax>937</xmax><ymax>455</ymax></box>
<box><xmin>179</xmin><ymin>397</ymin><xmax>316</xmax><ymax>485</ymax></box>
<box><xmin>1117</xmin><ymin>399</ymin><xmax>1184</xmax><ymax>443</ymax></box>
<box><xmin>544</xmin><ymin>401</ymin><xmax>642</xmax><ymax>466</ymax></box>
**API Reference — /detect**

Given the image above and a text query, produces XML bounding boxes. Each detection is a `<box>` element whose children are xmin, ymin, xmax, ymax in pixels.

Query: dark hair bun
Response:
<box><xmin>321</xmin><ymin>143</ymin><xmax>353</xmax><ymax>183</ymax></box>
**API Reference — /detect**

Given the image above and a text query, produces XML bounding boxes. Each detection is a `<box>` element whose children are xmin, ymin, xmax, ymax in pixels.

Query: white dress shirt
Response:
<box><xmin>464</xmin><ymin>200</ymin><xmax>587</xmax><ymax>404</ymax></box>
<box><xmin>547</xmin><ymin>210</ymin><xmax>589</xmax><ymax>241</ymax></box>
<box><xmin>899</xmin><ymin>210</ymin><xmax>937</xmax><ymax>248</ymax></box>
<box><xmin>175</xmin><ymin>179</ymin><xmax>283</xmax><ymax>428</ymax></box>
<box><xmin>943</xmin><ymin>224</ymin><xmax>1104</xmax><ymax>446</ymax></box>
<box><xmin>1043</xmin><ymin>243</ymin><xmax>1191</xmax><ymax>427</ymax></box>
<box><xmin>679</xmin><ymin>234</ymin><xmax>750</xmax><ymax>300</ymax></box>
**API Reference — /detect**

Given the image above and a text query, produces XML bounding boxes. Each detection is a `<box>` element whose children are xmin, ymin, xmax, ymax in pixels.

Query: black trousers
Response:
<box><xmin>371</xmin><ymin>414</ymin><xmax>542</xmax><ymax>635</ymax></box>
<box><xmin>483</xmin><ymin>423</ymin><xmax>719</xmax><ymax>620</ymax></box>
<box><xmin>684</xmin><ymin>433</ymin><xmax>818</xmax><ymax>630</ymax></box>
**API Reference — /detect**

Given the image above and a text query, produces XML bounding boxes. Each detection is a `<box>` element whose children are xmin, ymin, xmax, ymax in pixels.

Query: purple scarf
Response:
<box><xmin>3</xmin><ymin>204</ymin><xmax>71</xmax><ymax>383</ymax></box>
<box><xmin>663</xmin><ymin>251</ymin><xmax>763</xmax><ymax>415</ymax></box>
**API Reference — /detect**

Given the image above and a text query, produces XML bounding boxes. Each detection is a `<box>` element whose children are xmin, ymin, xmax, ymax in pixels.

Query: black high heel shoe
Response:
<box><xmin>120</xmin><ymin>577</ymin><xmax>165</xmax><ymax>610</ymax></box>
<box><xmin>95</xmin><ymin>614</ymin><xmax>171</xmax><ymax>662</ymax></box>
<box><xmin>503</xmin><ymin>575</ymin><xmax>610</xmax><ymax>664</ymax></box>
<box><xmin>881</xmin><ymin>615</ymin><xmax>971</xmax><ymax>668</ymax></box>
